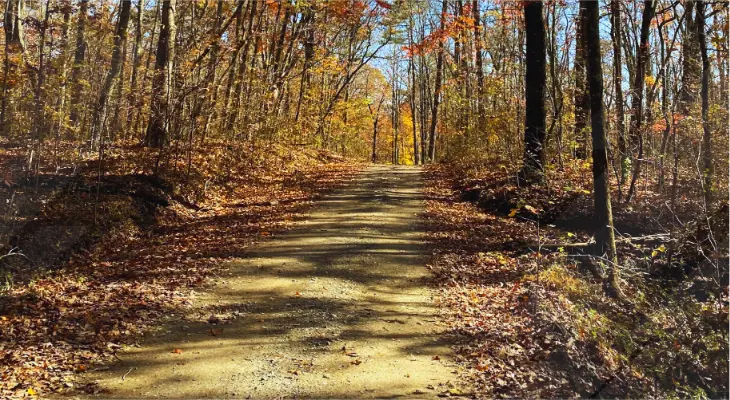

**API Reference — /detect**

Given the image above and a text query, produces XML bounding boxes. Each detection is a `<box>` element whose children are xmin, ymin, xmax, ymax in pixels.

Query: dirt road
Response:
<box><xmin>86</xmin><ymin>165</ymin><xmax>459</xmax><ymax>398</ymax></box>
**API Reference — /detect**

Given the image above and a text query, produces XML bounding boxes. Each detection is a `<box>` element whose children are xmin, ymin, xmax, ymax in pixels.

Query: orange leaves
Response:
<box><xmin>374</xmin><ymin>0</ymin><xmax>391</xmax><ymax>10</ymax></box>
<box><xmin>405</xmin><ymin>28</ymin><xmax>449</xmax><ymax>57</ymax></box>
<box><xmin>405</xmin><ymin>3</ymin><xmax>477</xmax><ymax>57</ymax></box>
<box><xmin>172</xmin><ymin>348</ymin><xmax>183</xmax><ymax>354</ymax></box>
<box><xmin>324</xmin><ymin>0</ymin><xmax>369</xmax><ymax>23</ymax></box>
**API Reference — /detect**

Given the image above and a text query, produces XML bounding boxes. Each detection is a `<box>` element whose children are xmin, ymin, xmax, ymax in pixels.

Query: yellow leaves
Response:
<box><xmin>644</xmin><ymin>75</ymin><xmax>656</xmax><ymax>86</ymax></box>
<box><xmin>509</xmin><ymin>204</ymin><xmax>539</xmax><ymax>218</ymax></box>
<box><xmin>27</xmin><ymin>388</ymin><xmax>38</xmax><ymax>396</ymax></box>
<box><xmin>651</xmin><ymin>244</ymin><xmax>667</xmax><ymax>258</ymax></box>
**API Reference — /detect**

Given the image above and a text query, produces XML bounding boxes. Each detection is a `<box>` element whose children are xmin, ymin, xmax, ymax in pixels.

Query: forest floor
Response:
<box><xmin>3</xmin><ymin>147</ymin><xmax>725</xmax><ymax>399</ymax></box>
<box><xmin>73</xmin><ymin>165</ymin><xmax>464</xmax><ymax>398</ymax></box>
<box><xmin>422</xmin><ymin>162</ymin><xmax>727</xmax><ymax>399</ymax></box>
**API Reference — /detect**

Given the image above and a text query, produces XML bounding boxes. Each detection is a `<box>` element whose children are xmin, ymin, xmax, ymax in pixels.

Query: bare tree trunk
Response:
<box><xmin>625</xmin><ymin>0</ymin><xmax>655</xmax><ymax>203</ymax></box>
<box><xmin>294</xmin><ymin>5</ymin><xmax>315</xmax><ymax>123</ymax></box>
<box><xmin>91</xmin><ymin>0</ymin><xmax>132</xmax><ymax>149</ymax></box>
<box><xmin>134</xmin><ymin>0</ymin><xmax>159</xmax><ymax>138</ymax></box>
<box><xmin>546</xmin><ymin>3</ymin><xmax>563</xmax><ymax>166</ymax></box>
<box><xmin>611</xmin><ymin>0</ymin><xmax>628</xmax><ymax>195</ymax></box>
<box><xmin>30</xmin><ymin>0</ymin><xmax>51</xmax><ymax>180</ymax></box>
<box><xmin>68</xmin><ymin>0</ymin><xmax>88</xmax><ymax>130</ymax></box>
<box><xmin>427</xmin><ymin>0</ymin><xmax>447</xmax><ymax>163</ymax></box>
<box><xmin>126</xmin><ymin>0</ymin><xmax>144</xmax><ymax>137</ymax></box>
<box><xmin>144</xmin><ymin>0</ymin><xmax>175</xmax><ymax>148</ymax></box>
<box><xmin>679</xmin><ymin>0</ymin><xmax>701</xmax><ymax>116</ymax></box>
<box><xmin>33</xmin><ymin>0</ymin><xmax>50</xmax><ymax>133</ymax></box>
<box><xmin>519</xmin><ymin>0</ymin><xmax>547</xmax><ymax>183</ymax></box>
<box><xmin>697</xmin><ymin>0</ymin><xmax>712</xmax><ymax>207</ymax></box>
<box><xmin>227</xmin><ymin>0</ymin><xmax>257</xmax><ymax>132</ymax></box>
<box><xmin>391</xmin><ymin>51</ymin><xmax>399</xmax><ymax>165</ymax></box>
<box><xmin>657</xmin><ymin>22</ymin><xmax>671</xmax><ymax>190</ymax></box>
<box><xmin>53</xmin><ymin>1</ymin><xmax>72</xmax><ymax>163</ymax></box>
<box><xmin>409</xmin><ymin>55</ymin><xmax>419</xmax><ymax>165</ymax></box>
<box><xmin>472</xmin><ymin>0</ymin><xmax>484</xmax><ymax>135</ymax></box>
<box><xmin>573</xmin><ymin>4</ymin><xmax>589</xmax><ymax>159</ymax></box>
<box><xmin>1</xmin><ymin>0</ymin><xmax>26</xmax><ymax>137</ymax></box>
<box><xmin>583</xmin><ymin>0</ymin><xmax>623</xmax><ymax>299</ymax></box>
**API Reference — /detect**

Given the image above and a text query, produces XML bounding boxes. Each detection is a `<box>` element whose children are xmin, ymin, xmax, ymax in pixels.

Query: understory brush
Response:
<box><xmin>424</xmin><ymin>162</ymin><xmax>728</xmax><ymax>399</ymax></box>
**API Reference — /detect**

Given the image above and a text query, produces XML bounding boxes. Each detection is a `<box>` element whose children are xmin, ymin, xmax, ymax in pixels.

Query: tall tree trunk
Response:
<box><xmin>519</xmin><ymin>0</ymin><xmax>547</xmax><ymax>183</ymax></box>
<box><xmin>472</xmin><ymin>0</ymin><xmax>484</xmax><ymax>135</ymax></box>
<box><xmin>427</xmin><ymin>0</ymin><xmax>447</xmax><ymax>163</ymax></box>
<box><xmin>371</xmin><ymin>118</ymin><xmax>378</xmax><ymax>163</ymax></box>
<box><xmin>199</xmin><ymin>0</ymin><xmax>226</xmax><ymax>141</ymax></box>
<box><xmin>697</xmin><ymin>0</ymin><xmax>712</xmax><ymax>207</ymax></box>
<box><xmin>221</xmin><ymin>10</ymin><xmax>244</xmax><ymax>132</ymax></box>
<box><xmin>611</xmin><ymin>0</ymin><xmax>628</xmax><ymax>195</ymax></box>
<box><xmin>678</xmin><ymin>0</ymin><xmax>701</xmax><ymax>116</ymax></box>
<box><xmin>625</xmin><ymin>0</ymin><xmax>655</xmax><ymax>203</ymax></box>
<box><xmin>583</xmin><ymin>0</ymin><xmax>623</xmax><ymax>299</ymax></box>
<box><xmin>144</xmin><ymin>0</ymin><xmax>176</xmax><ymax>148</ymax></box>
<box><xmin>126</xmin><ymin>0</ymin><xmax>144</xmax><ymax>136</ymax></box>
<box><xmin>409</xmin><ymin>55</ymin><xmax>419</xmax><ymax>165</ymax></box>
<box><xmin>91</xmin><ymin>0</ymin><xmax>132</xmax><ymax>149</ymax></box>
<box><xmin>228</xmin><ymin>0</ymin><xmax>257</xmax><ymax>132</ymax></box>
<box><xmin>657</xmin><ymin>22</ymin><xmax>671</xmax><ymax>190</ymax></box>
<box><xmin>1</xmin><ymin>0</ymin><xmax>26</xmax><ymax>136</ymax></box>
<box><xmin>54</xmin><ymin>1</ymin><xmax>72</xmax><ymax>163</ymax></box>
<box><xmin>295</xmin><ymin>5</ymin><xmax>315</xmax><ymax>122</ymax></box>
<box><xmin>573</xmin><ymin>4</ymin><xmax>589</xmax><ymax>159</ymax></box>
<box><xmin>33</xmin><ymin>0</ymin><xmax>50</xmax><ymax>141</ymax></box>
<box><xmin>135</xmin><ymin>0</ymin><xmax>159</xmax><ymax>138</ymax></box>
<box><xmin>391</xmin><ymin>52</ymin><xmax>399</xmax><ymax>165</ymax></box>
<box><xmin>68</xmin><ymin>0</ymin><xmax>88</xmax><ymax>130</ymax></box>
<box><xmin>546</xmin><ymin>2</ymin><xmax>563</xmax><ymax>166</ymax></box>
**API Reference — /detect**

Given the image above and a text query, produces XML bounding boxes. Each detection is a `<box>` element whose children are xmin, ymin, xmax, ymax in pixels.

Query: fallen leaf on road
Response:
<box><xmin>172</xmin><ymin>349</ymin><xmax>183</xmax><ymax>354</ymax></box>
<box><xmin>448</xmin><ymin>388</ymin><xmax>468</xmax><ymax>396</ymax></box>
